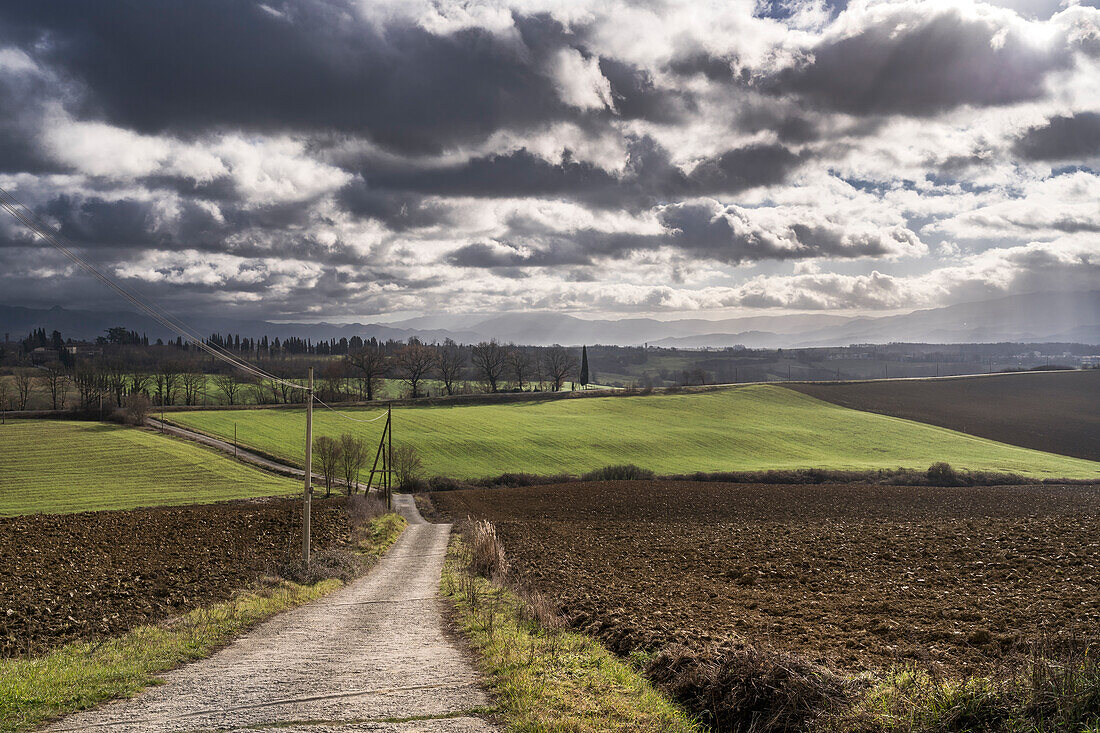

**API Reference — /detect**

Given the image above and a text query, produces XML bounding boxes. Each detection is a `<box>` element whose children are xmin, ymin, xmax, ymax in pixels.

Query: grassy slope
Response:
<box><xmin>0</xmin><ymin>421</ymin><xmax>300</xmax><ymax>516</ymax></box>
<box><xmin>168</xmin><ymin>385</ymin><xmax>1100</xmax><ymax>480</ymax></box>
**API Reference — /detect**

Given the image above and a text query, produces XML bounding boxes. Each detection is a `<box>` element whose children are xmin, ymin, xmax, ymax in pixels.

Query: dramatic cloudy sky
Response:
<box><xmin>0</xmin><ymin>0</ymin><xmax>1098</xmax><ymax>320</ymax></box>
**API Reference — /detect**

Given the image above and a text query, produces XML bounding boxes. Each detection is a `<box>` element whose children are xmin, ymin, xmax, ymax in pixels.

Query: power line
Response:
<box><xmin>312</xmin><ymin>395</ymin><xmax>388</xmax><ymax>423</ymax></box>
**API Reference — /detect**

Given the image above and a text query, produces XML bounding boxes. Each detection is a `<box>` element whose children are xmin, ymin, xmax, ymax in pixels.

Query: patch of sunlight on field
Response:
<box><xmin>0</xmin><ymin>421</ymin><xmax>300</xmax><ymax>516</ymax></box>
<box><xmin>167</xmin><ymin>385</ymin><xmax>1100</xmax><ymax>480</ymax></box>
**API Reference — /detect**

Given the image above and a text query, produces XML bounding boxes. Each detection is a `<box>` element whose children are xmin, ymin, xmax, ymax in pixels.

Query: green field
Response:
<box><xmin>167</xmin><ymin>385</ymin><xmax>1100</xmax><ymax>480</ymax></box>
<box><xmin>0</xmin><ymin>421</ymin><xmax>300</xmax><ymax>516</ymax></box>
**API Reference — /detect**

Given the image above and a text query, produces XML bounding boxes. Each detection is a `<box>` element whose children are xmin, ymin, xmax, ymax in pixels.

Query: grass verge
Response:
<box><xmin>825</xmin><ymin>644</ymin><xmax>1100</xmax><ymax>733</ymax></box>
<box><xmin>440</xmin><ymin>537</ymin><xmax>701</xmax><ymax>733</ymax></box>
<box><xmin>0</xmin><ymin>511</ymin><xmax>406</xmax><ymax>733</ymax></box>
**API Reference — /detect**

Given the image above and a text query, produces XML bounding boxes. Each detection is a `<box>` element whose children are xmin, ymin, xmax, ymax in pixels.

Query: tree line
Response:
<box><xmin>1</xmin><ymin>335</ymin><xmax>591</xmax><ymax>411</ymax></box>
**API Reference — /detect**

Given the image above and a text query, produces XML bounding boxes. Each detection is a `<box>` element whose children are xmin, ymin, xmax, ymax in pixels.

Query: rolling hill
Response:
<box><xmin>166</xmin><ymin>385</ymin><xmax>1100</xmax><ymax>480</ymax></box>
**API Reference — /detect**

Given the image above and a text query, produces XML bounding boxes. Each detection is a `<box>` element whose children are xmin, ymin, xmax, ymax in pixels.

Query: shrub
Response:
<box><xmin>428</xmin><ymin>475</ymin><xmax>467</xmax><ymax>491</ymax></box>
<box><xmin>927</xmin><ymin>462</ymin><xmax>960</xmax><ymax>486</ymax></box>
<box><xmin>110</xmin><ymin>393</ymin><xmax>152</xmax><ymax>426</ymax></box>
<box><xmin>473</xmin><ymin>472</ymin><xmax>578</xmax><ymax>488</ymax></box>
<box><xmin>581</xmin><ymin>464</ymin><xmax>656</xmax><ymax>481</ymax></box>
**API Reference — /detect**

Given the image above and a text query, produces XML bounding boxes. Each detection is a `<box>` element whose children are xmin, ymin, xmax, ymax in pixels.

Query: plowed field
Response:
<box><xmin>787</xmin><ymin>370</ymin><xmax>1100</xmax><ymax>461</ymax></box>
<box><xmin>432</xmin><ymin>481</ymin><xmax>1100</xmax><ymax>674</ymax></box>
<box><xmin>0</xmin><ymin>498</ymin><xmax>349</xmax><ymax>658</ymax></box>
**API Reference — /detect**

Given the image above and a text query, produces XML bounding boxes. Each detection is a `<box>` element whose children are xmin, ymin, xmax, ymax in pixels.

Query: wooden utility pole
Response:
<box><xmin>386</xmin><ymin>403</ymin><xmax>393</xmax><ymax>512</ymax></box>
<box><xmin>303</xmin><ymin>366</ymin><xmax>314</xmax><ymax>565</ymax></box>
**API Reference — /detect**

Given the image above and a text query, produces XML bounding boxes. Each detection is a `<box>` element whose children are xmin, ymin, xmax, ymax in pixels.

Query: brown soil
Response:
<box><xmin>786</xmin><ymin>370</ymin><xmax>1100</xmax><ymax>461</ymax></box>
<box><xmin>0</xmin><ymin>497</ymin><xmax>350</xmax><ymax>658</ymax></box>
<box><xmin>432</xmin><ymin>480</ymin><xmax>1100</xmax><ymax>675</ymax></box>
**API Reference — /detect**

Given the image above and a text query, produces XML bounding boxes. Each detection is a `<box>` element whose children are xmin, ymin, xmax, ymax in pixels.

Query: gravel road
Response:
<box><xmin>48</xmin><ymin>492</ymin><xmax>496</xmax><ymax>732</ymax></box>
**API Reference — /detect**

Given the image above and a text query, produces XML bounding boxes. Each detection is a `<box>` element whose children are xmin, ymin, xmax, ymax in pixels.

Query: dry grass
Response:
<box><xmin>646</xmin><ymin>643</ymin><xmax>846</xmax><ymax>732</ymax></box>
<box><xmin>467</xmin><ymin>519</ymin><xmax>509</xmax><ymax>580</ymax></box>
<box><xmin>441</xmin><ymin>536</ymin><xmax>701</xmax><ymax>732</ymax></box>
<box><xmin>828</xmin><ymin>637</ymin><xmax>1100</xmax><ymax>732</ymax></box>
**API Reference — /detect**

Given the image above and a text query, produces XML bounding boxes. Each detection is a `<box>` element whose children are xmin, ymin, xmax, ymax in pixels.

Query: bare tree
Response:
<box><xmin>346</xmin><ymin>348</ymin><xmax>388</xmax><ymax>401</ymax></box>
<box><xmin>13</xmin><ymin>370</ymin><xmax>33</xmax><ymax>410</ymax></box>
<box><xmin>391</xmin><ymin>444</ymin><xmax>424</xmax><ymax>491</ymax></box>
<box><xmin>103</xmin><ymin>360</ymin><xmax>128</xmax><ymax>407</ymax></box>
<box><xmin>129</xmin><ymin>372</ymin><xmax>151</xmax><ymax>399</ymax></box>
<box><xmin>338</xmin><ymin>433</ymin><xmax>368</xmax><ymax>495</ymax></box>
<box><xmin>0</xmin><ymin>379</ymin><xmax>11</xmax><ymax>411</ymax></box>
<box><xmin>544</xmin><ymin>346</ymin><xmax>577</xmax><ymax>392</ymax></box>
<box><xmin>36</xmin><ymin>365</ymin><xmax>71</xmax><ymax>410</ymax></box>
<box><xmin>262</xmin><ymin>376</ymin><xmax>283</xmax><ymax>404</ymax></box>
<box><xmin>158</xmin><ymin>361</ymin><xmax>181</xmax><ymax>406</ymax></box>
<box><xmin>181</xmin><ymin>371</ymin><xmax>205</xmax><ymax>405</ymax></box>
<box><xmin>313</xmin><ymin>435</ymin><xmax>343</xmax><ymax>498</ymax></box>
<box><xmin>434</xmin><ymin>341</ymin><xmax>466</xmax><ymax>396</ymax></box>
<box><xmin>320</xmin><ymin>361</ymin><xmax>345</xmax><ymax>401</ymax></box>
<box><xmin>72</xmin><ymin>363</ymin><xmax>105</xmax><ymax>409</ymax></box>
<box><xmin>470</xmin><ymin>340</ymin><xmax>508</xmax><ymax>393</ymax></box>
<box><xmin>213</xmin><ymin>373</ymin><xmax>241</xmax><ymax>405</ymax></box>
<box><xmin>393</xmin><ymin>343</ymin><xmax>435</xmax><ymax>398</ymax></box>
<box><xmin>506</xmin><ymin>347</ymin><xmax>534</xmax><ymax>391</ymax></box>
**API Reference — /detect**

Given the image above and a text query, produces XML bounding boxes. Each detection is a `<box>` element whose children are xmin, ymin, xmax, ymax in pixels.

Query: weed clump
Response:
<box><xmin>646</xmin><ymin>642</ymin><xmax>846</xmax><ymax>732</ymax></box>
<box><xmin>467</xmin><ymin>519</ymin><xmax>509</xmax><ymax>580</ymax></box>
<box><xmin>276</xmin><ymin>547</ymin><xmax>361</xmax><ymax>585</ymax></box>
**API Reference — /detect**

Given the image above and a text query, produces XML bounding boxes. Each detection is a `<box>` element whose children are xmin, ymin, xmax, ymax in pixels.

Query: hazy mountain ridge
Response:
<box><xmin>1</xmin><ymin>291</ymin><xmax>1096</xmax><ymax>349</ymax></box>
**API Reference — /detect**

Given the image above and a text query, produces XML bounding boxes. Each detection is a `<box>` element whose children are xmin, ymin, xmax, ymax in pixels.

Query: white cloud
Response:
<box><xmin>550</xmin><ymin>48</ymin><xmax>616</xmax><ymax>111</ymax></box>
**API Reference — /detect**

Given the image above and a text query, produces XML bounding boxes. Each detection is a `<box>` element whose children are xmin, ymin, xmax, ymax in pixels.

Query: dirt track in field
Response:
<box><xmin>786</xmin><ymin>370</ymin><xmax>1100</xmax><ymax>461</ymax></box>
<box><xmin>0</xmin><ymin>498</ymin><xmax>349</xmax><ymax>658</ymax></box>
<box><xmin>432</xmin><ymin>480</ymin><xmax>1100</xmax><ymax>674</ymax></box>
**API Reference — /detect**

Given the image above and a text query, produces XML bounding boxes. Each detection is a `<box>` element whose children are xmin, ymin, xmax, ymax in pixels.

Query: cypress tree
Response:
<box><xmin>580</xmin><ymin>345</ymin><xmax>589</xmax><ymax>387</ymax></box>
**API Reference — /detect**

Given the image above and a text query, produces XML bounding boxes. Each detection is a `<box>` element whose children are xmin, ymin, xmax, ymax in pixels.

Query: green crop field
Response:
<box><xmin>0</xmin><ymin>421</ymin><xmax>300</xmax><ymax>516</ymax></box>
<box><xmin>167</xmin><ymin>385</ymin><xmax>1100</xmax><ymax>480</ymax></box>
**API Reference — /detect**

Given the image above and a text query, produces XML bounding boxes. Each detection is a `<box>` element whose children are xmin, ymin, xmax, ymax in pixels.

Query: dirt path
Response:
<box><xmin>49</xmin><ymin>493</ymin><xmax>495</xmax><ymax>731</ymax></box>
<box><xmin>147</xmin><ymin>417</ymin><xmax>311</xmax><ymax>480</ymax></box>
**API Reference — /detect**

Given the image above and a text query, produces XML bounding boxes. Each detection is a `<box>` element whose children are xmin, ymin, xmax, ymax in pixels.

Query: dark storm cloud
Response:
<box><xmin>366</xmin><ymin>137</ymin><xmax>805</xmax><ymax>210</ymax></box>
<box><xmin>597</xmin><ymin>57</ymin><xmax>693</xmax><ymax>123</ymax></box>
<box><xmin>0</xmin><ymin>57</ymin><xmax>67</xmax><ymax>174</ymax></box>
<box><xmin>43</xmin><ymin>196</ymin><xmax>169</xmax><ymax>251</ymax></box>
<box><xmin>657</xmin><ymin>201</ymin><xmax>908</xmax><ymax>263</ymax></box>
<box><xmin>667</xmin><ymin>53</ymin><xmax>738</xmax><ymax>82</ymax></box>
<box><xmin>0</xmin><ymin>2</ymin><xmax>586</xmax><ymax>154</ymax></box>
<box><xmin>1013</xmin><ymin>112</ymin><xmax>1100</xmax><ymax>161</ymax></box>
<box><xmin>32</xmin><ymin>194</ymin><xmax>372</xmax><ymax>266</ymax></box>
<box><xmin>764</xmin><ymin>7</ymin><xmax>1073</xmax><ymax>115</ymax></box>
<box><xmin>336</xmin><ymin>182</ymin><xmax>449</xmax><ymax>231</ymax></box>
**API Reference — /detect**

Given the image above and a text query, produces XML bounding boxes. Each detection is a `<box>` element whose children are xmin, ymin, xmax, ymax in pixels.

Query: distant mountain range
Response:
<box><xmin>1</xmin><ymin>291</ymin><xmax>1097</xmax><ymax>349</ymax></box>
